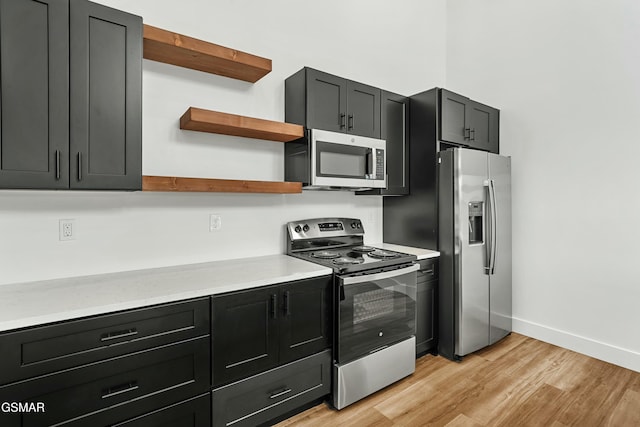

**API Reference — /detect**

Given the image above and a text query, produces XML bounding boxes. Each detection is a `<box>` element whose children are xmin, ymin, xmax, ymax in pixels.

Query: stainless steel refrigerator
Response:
<box><xmin>438</xmin><ymin>148</ymin><xmax>512</xmax><ymax>360</ymax></box>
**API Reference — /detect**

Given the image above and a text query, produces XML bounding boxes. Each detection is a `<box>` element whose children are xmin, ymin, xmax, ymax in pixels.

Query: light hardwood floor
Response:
<box><xmin>276</xmin><ymin>333</ymin><xmax>640</xmax><ymax>427</ymax></box>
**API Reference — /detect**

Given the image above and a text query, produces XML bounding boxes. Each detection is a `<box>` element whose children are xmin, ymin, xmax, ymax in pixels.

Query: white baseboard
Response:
<box><xmin>512</xmin><ymin>317</ymin><xmax>640</xmax><ymax>373</ymax></box>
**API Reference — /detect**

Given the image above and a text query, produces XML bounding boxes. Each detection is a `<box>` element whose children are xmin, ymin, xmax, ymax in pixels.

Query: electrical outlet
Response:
<box><xmin>209</xmin><ymin>214</ymin><xmax>222</xmax><ymax>232</ymax></box>
<box><xmin>59</xmin><ymin>219</ymin><xmax>76</xmax><ymax>241</ymax></box>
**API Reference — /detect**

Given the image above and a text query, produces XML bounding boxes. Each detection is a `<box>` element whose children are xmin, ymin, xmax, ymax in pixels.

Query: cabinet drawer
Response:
<box><xmin>0</xmin><ymin>298</ymin><xmax>209</xmax><ymax>385</ymax></box>
<box><xmin>50</xmin><ymin>393</ymin><xmax>211</xmax><ymax>427</ymax></box>
<box><xmin>212</xmin><ymin>350</ymin><xmax>331</xmax><ymax>427</ymax></box>
<box><xmin>417</xmin><ymin>258</ymin><xmax>438</xmax><ymax>282</ymax></box>
<box><xmin>111</xmin><ymin>394</ymin><xmax>211</xmax><ymax>427</ymax></box>
<box><xmin>0</xmin><ymin>337</ymin><xmax>210</xmax><ymax>427</ymax></box>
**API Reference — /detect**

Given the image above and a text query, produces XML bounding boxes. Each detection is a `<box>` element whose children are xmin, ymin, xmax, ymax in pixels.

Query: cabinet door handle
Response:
<box><xmin>339</xmin><ymin>113</ymin><xmax>346</xmax><ymax>128</ymax></box>
<box><xmin>348</xmin><ymin>114</ymin><xmax>354</xmax><ymax>130</ymax></box>
<box><xmin>420</xmin><ymin>268</ymin><xmax>434</xmax><ymax>276</ymax></box>
<box><xmin>100</xmin><ymin>328</ymin><xmax>138</xmax><ymax>342</ymax></box>
<box><xmin>55</xmin><ymin>150</ymin><xmax>61</xmax><ymax>180</ymax></box>
<box><xmin>101</xmin><ymin>381</ymin><xmax>138</xmax><ymax>399</ymax></box>
<box><xmin>464</xmin><ymin>128</ymin><xmax>470</xmax><ymax>140</ymax></box>
<box><xmin>470</xmin><ymin>128</ymin><xmax>476</xmax><ymax>141</ymax></box>
<box><xmin>283</xmin><ymin>291</ymin><xmax>290</xmax><ymax>316</ymax></box>
<box><xmin>270</xmin><ymin>294</ymin><xmax>277</xmax><ymax>319</ymax></box>
<box><xmin>77</xmin><ymin>152</ymin><xmax>82</xmax><ymax>181</ymax></box>
<box><xmin>269</xmin><ymin>388</ymin><xmax>292</xmax><ymax>399</ymax></box>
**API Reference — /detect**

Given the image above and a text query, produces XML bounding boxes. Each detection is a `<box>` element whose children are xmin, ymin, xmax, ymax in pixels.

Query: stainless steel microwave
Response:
<box><xmin>284</xmin><ymin>129</ymin><xmax>387</xmax><ymax>190</ymax></box>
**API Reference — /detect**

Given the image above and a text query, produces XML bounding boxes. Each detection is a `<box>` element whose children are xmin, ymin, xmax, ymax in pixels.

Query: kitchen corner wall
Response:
<box><xmin>446</xmin><ymin>0</ymin><xmax>640</xmax><ymax>371</ymax></box>
<box><xmin>0</xmin><ymin>0</ymin><xmax>446</xmax><ymax>285</ymax></box>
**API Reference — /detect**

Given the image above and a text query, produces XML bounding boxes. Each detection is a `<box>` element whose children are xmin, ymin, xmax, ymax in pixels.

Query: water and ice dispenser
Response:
<box><xmin>468</xmin><ymin>202</ymin><xmax>484</xmax><ymax>244</ymax></box>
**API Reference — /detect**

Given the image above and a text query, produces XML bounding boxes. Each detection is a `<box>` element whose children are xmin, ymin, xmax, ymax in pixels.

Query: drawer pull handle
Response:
<box><xmin>102</xmin><ymin>381</ymin><xmax>138</xmax><ymax>399</ymax></box>
<box><xmin>420</xmin><ymin>268</ymin><xmax>434</xmax><ymax>275</ymax></box>
<box><xmin>269</xmin><ymin>388</ymin><xmax>292</xmax><ymax>399</ymax></box>
<box><xmin>100</xmin><ymin>328</ymin><xmax>138</xmax><ymax>342</ymax></box>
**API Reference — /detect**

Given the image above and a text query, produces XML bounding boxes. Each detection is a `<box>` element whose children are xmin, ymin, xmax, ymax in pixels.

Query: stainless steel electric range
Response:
<box><xmin>286</xmin><ymin>218</ymin><xmax>418</xmax><ymax>409</ymax></box>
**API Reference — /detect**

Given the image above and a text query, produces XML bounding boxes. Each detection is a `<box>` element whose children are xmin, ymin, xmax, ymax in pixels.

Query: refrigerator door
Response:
<box><xmin>488</xmin><ymin>153</ymin><xmax>512</xmax><ymax>344</ymax></box>
<box><xmin>455</xmin><ymin>149</ymin><xmax>490</xmax><ymax>356</ymax></box>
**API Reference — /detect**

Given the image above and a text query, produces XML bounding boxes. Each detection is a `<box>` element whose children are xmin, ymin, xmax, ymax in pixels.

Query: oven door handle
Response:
<box><xmin>340</xmin><ymin>264</ymin><xmax>419</xmax><ymax>286</ymax></box>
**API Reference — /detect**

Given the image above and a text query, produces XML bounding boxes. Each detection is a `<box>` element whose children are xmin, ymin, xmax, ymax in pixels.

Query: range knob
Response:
<box><xmin>357</xmin><ymin>222</ymin><xmax>362</xmax><ymax>229</ymax></box>
<box><xmin>351</xmin><ymin>222</ymin><xmax>358</xmax><ymax>229</ymax></box>
<box><xmin>302</xmin><ymin>224</ymin><xmax>310</xmax><ymax>232</ymax></box>
<box><xmin>294</xmin><ymin>225</ymin><xmax>302</xmax><ymax>233</ymax></box>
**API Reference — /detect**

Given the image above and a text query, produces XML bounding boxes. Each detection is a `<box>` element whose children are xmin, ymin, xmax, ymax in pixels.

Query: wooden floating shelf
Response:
<box><xmin>180</xmin><ymin>107</ymin><xmax>304</xmax><ymax>142</ymax></box>
<box><xmin>142</xmin><ymin>24</ymin><xmax>272</xmax><ymax>83</ymax></box>
<box><xmin>142</xmin><ymin>176</ymin><xmax>302</xmax><ymax>194</ymax></box>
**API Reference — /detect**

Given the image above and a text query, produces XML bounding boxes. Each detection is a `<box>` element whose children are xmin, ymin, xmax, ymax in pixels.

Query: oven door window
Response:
<box><xmin>316</xmin><ymin>141</ymin><xmax>370</xmax><ymax>179</ymax></box>
<box><xmin>337</xmin><ymin>268</ymin><xmax>417</xmax><ymax>364</ymax></box>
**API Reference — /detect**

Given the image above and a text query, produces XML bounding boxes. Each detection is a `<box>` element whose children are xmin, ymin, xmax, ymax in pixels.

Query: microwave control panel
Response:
<box><xmin>375</xmin><ymin>149</ymin><xmax>385</xmax><ymax>179</ymax></box>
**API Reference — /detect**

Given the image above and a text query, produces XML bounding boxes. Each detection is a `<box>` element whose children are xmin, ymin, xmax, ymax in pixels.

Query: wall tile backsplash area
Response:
<box><xmin>0</xmin><ymin>190</ymin><xmax>382</xmax><ymax>285</ymax></box>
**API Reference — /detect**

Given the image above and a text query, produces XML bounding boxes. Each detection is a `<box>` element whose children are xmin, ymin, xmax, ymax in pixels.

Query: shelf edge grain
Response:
<box><xmin>142</xmin><ymin>24</ymin><xmax>272</xmax><ymax>82</ymax></box>
<box><xmin>142</xmin><ymin>176</ymin><xmax>303</xmax><ymax>194</ymax></box>
<box><xmin>180</xmin><ymin>107</ymin><xmax>304</xmax><ymax>142</ymax></box>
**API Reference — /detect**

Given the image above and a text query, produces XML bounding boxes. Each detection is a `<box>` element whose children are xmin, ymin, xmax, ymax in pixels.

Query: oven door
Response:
<box><xmin>337</xmin><ymin>264</ymin><xmax>418</xmax><ymax>364</ymax></box>
<box><xmin>310</xmin><ymin>129</ymin><xmax>386</xmax><ymax>189</ymax></box>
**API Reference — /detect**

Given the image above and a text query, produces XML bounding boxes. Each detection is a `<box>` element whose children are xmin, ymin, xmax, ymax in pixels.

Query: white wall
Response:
<box><xmin>446</xmin><ymin>0</ymin><xmax>640</xmax><ymax>371</ymax></box>
<box><xmin>0</xmin><ymin>0</ymin><xmax>447</xmax><ymax>285</ymax></box>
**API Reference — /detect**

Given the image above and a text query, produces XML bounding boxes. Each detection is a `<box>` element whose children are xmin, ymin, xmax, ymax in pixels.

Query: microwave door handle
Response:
<box><xmin>341</xmin><ymin>264</ymin><xmax>419</xmax><ymax>286</ymax></box>
<box><xmin>366</xmin><ymin>148</ymin><xmax>373</xmax><ymax>178</ymax></box>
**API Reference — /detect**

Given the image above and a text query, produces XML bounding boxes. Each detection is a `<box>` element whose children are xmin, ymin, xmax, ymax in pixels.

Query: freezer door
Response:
<box><xmin>455</xmin><ymin>149</ymin><xmax>490</xmax><ymax>356</ymax></box>
<box><xmin>488</xmin><ymin>153</ymin><xmax>512</xmax><ymax>344</ymax></box>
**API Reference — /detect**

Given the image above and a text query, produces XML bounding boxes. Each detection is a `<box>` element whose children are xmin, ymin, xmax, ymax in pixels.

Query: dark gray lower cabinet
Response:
<box><xmin>212</xmin><ymin>276</ymin><xmax>332</xmax><ymax>387</ymax></box>
<box><xmin>0</xmin><ymin>337</ymin><xmax>210</xmax><ymax>427</ymax></box>
<box><xmin>416</xmin><ymin>258</ymin><xmax>438</xmax><ymax>357</ymax></box>
<box><xmin>112</xmin><ymin>394</ymin><xmax>211</xmax><ymax>427</ymax></box>
<box><xmin>0</xmin><ymin>298</ymin><xmax>210</xmax><ymax>385</ymax></box>
<box><xmin>212</xmin><ymin>350</ymin><xmax>331</xmax><ymax>427</ymax></box>
<box><xmin>0</xmin><ymin>298</ymin><xmax>211</xmax><ymax>427</ymax></box>
<box><xmin>212</xmin><ymin>276</ymin><xmax>332</xmax><ymax>425</ymax></box>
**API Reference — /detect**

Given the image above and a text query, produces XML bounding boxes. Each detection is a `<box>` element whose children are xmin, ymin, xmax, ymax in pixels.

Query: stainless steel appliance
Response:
<box><xmin>284</xmin><ymin>129</ymin><xmax>387</xmax><ymax>190</ymax></box>
<box><xmin>438</xmin><ymin>148</ymin><xmax>512</xmax><ymax>360</ymax></box>
<box><xmin>286</xmin><ymin>218</ymin><xmax>417</xmax><ymax>409</ymax></box>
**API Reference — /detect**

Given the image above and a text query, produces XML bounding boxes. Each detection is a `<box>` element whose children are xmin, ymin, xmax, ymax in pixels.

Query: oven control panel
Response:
<box><xmin>319</xmin><ymin>222</ymin><xmax>344</xmax><ymax>232</ymax></box>
<box><xmin>287</xmin><ymin>218</ymin><xmax>364</xmax><ymax>240</ymax></box>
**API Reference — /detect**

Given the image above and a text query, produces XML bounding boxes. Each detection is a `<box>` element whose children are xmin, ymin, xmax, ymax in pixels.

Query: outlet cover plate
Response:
<box><xmin>59</xmin><ymin>219</ymin><xmax>76</xmax><ymax>241</ymax></box>
<box><xmin>209</xmin><ymin>214</ymin><xmax>222</xmax><ymax>231</ymax></box>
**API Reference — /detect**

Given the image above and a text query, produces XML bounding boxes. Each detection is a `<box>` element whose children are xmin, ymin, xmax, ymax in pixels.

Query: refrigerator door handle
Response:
<box><xmin>484</xmin><ymin>180</ymin><xmax>492</xmax><ymax>275</ymax></box>
<box><xmin>489</xmin><ymin>179</ymin><xmax>498</xmax><ymax>275</ymax></box>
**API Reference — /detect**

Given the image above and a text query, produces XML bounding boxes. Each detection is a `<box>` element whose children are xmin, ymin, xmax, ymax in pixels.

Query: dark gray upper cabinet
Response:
<box><xmin>346</xmin><ymin>80</ymin><xmax>381</xmax><ymax>138</ymax></box>
<box><xmin>468</xmin><ymin>100</ymin><xmax>499</xmax><ymax>153</ymax></box>
<box><xmin>358</xmin><ymin>91</ymin><xmax>409</xmax><ymax>196</ymax></box>
<box><xmin>0</xmin><ymin>0</ymin><xmax>142</xmax><ymax>190</ymax></box>
<box><xmin>306</xmin><ymin>69</ymin><xmax>347</xmax><ymax>134</ymax></box>
<box><xmin>286</xmin><ymin>67</ymin><xmax>381</xmax><ymax>138</ymax></box>
<box><xmin>0</xmin><ymin>0</ymin><xmax>69</xmax><ymax>189</ymax></box>
<box><xmin>439</xmin><ymin>89</ymin><xmax>499</xmax><ymax>153</ymax></box>
<box><xmin>69</xmin><ymin>0</ymin><xmax>142</xmax><ymax>190</ymax></box>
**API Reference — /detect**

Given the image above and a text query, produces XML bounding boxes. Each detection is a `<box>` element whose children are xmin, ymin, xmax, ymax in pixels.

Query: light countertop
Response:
<box><xmin>374</xmin><ymin>243</ymin><xmax>440</xmax><ymax>260</ymax></box>
<box><xmin>0</xmin><ymin>244</ymin><xmax>437</xmax><ymax>333</ymax></box>
<box><xmin>0</xmin><ymin>255</ymin><xmax>331</xmax><ymax>333</ymax></box>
